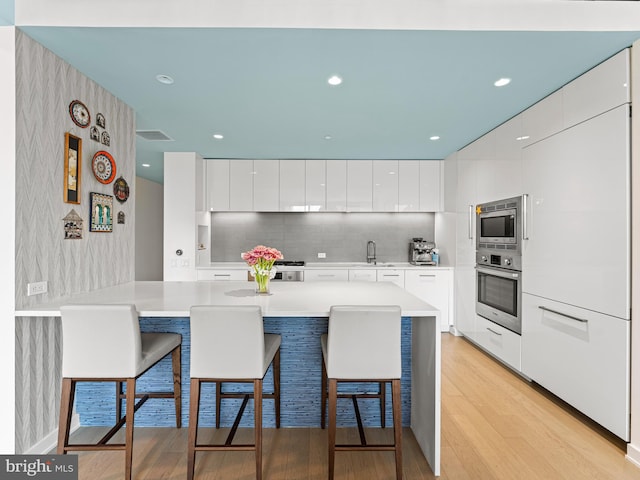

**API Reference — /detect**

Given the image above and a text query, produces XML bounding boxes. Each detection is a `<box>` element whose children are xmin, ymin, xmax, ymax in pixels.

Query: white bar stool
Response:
<box><xmin>188</xmin><ymin>305</ymin><xmax>281</xmax><ymax>480</ymax></box>
<box><xmin>320</xmin><ymin>305</ymin><xmax>403</xmax><ymax>480</ymax></box>
<box><xmin>57</xmin><ymin>304</ymin><xmax>182</xmax><ymax>480</ymax></box>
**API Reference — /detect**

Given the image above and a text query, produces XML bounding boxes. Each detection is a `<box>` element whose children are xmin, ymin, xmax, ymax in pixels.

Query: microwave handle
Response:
<box><xmin>522</xmin><ymin>193</ymin><xmax>529</xmax><ymax>240</ymax></box>
<box><xmin>468</xmin><ymin>204</ymin><xmax>474</xmax><ymax>240</ymax></box>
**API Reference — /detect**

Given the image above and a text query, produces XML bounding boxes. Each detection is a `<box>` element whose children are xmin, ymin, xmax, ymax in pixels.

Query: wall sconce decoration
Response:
<box><xmin>90</xmin><ymin>126</ymin><xmax>100</xmax><ymax>142</ymax></box>
<box><xmin>96</xmin><ymin>112</ymin><xmax>106</xmax><ymax>129</ymax></box>
<box><xmin>63</xmin><ymin>209</ymin><xmax>83</xmax><ymax>239</ymax></box>
<box><xmin>113</xmin><ymin>177</ymin><xmax>130</xmax><ymax>203</ymax></box>
<box><xmin>117</xmin><ymin>211</ymin><xmax>125</xmax><ymax>224</ymax></box>
<box><xmin>89</xmin><ymin>192</ymin><xmax>113</xmax><ymax>232</ymax></box>
<box><xmin>64</xmin><ymin>133</ymin><xmax>81</xmax><ymax>204</ymax></box>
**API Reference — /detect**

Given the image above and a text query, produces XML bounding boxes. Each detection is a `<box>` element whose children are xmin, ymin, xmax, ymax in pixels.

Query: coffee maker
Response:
<box><xmin>408</xmin><ymin>238</ymin><xmax>436</xmax><ymax>265</ymax></box>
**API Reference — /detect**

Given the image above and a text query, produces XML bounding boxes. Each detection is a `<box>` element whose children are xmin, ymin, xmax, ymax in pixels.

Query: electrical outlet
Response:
<box><xmin>318</xmin><ymin>253</ymin><xmax>326</xmax><ymax>258</ymax></box>
<box><xmin>27</xmin><ymin>281</ymin><xmax>48</xmax><ymax>296</ymax></box>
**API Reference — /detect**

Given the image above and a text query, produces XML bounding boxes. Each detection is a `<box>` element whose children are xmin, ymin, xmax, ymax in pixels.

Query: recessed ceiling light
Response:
<box><xmin>142</xmin><ymin>163</ymin><xmax>150</xmax><ymax>167</ymax></box>
<box><xmin>327</xmin><ymin>75</ymin><xmax>343</xmax><ymax>86</ymax></box>
<box><xmin>494</xmin><ymin>77</ymin><xmax>511</xmax><ymax>87</ymax></box>
<box><xmin>324</xmin><ymin>135</ymin><xmax>332</xmax><ymax>140</ymax></box>
<box><xmin>516</xmin><ymin>135</ymin><xmax>530</xmax><ymax>141</ymax></box>
<box><xmin>213</xmin><ymin>133</ymin><xmax>224</xmax><ymax>140</ymax></box>
<box><xmin>430</xmin><ymin>136</ymin><xmax>440</xmax><ymax>141</ymax></box>
<box><xmin>156</xmin><ymin>74</ymin><xmax>174</xmax><ymax>85</ymax></box>
<box><xmin>388</xmin><ymin>171</ymin><xmax>396</xmax><ymax>175</ymax></box>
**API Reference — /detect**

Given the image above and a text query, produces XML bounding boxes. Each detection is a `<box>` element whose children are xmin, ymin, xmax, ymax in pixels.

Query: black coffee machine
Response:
<box><xmin>408</xmin><ymin>238</ymin><xmax>436</xmax><ymax>265</ymax></box>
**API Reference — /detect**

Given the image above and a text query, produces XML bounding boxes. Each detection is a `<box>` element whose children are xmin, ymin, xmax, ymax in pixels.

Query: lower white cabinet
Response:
<box><xmin>349</xmin><ymin>269</ymin><xmax>377</xmax><ymax>282</ymax></box>
<box><xmin>404</xmin><ymin>270</ymin><xmax>451</xmax><ymax>331</ymax></box>
<box><xmin>521</xmin><ymin>293</ymin><xmax>630</xmax><ymax>440</ymax></box>
<box><xmin>197</xmin><ymin>269</ymin><xmax>247</xmax><ymax>281</ymax></box>
<box><xmin>305</xmin><ymin>269</ymin><xmax>349</xmax><ymax>282</ymax></box>
<box><xmin>376</xmin><ymin>269</ymin><xmax>405</xmax><ymax>288</ymax></box>
<box><xmin>473</xmin><ymin>315</ymin><xmax>521</xmax><ymax>371</ymax></box>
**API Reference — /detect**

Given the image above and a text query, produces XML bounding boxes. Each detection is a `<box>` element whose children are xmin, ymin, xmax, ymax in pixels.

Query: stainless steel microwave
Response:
<box><xmin>476</xmin><ymin>195</ymin><xmax>523</xmax><ymax>251</ymax></box>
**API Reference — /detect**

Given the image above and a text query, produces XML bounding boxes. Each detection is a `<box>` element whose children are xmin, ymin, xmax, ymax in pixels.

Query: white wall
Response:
<box><xmin>135</xmin><ymin>176</ymin><xmax>163</xmax><ymax>280</ymax></box>
<box><xmin>0</xmin><ymin>25</ymin><xmax>16</xmax><ymax>455</ymax></box>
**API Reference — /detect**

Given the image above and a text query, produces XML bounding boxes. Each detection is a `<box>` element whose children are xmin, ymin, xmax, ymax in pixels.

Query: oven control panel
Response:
<box><xmin>476</xmin><ymin>250</ymin><xmax>521</xmax><ymax>271</ymax></box>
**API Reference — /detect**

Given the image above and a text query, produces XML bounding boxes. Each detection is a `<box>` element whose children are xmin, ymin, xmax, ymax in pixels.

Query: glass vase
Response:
<box><xmin>255</xmin><ymin>273</ymin><xmax>270</xmax><ymax>294</ymax></box>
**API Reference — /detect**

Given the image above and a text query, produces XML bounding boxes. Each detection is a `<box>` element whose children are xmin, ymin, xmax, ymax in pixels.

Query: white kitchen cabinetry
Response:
<box><xmin>349</xmin><ymin>269</ymin><xmax>377</xmax><ymax>282</ymax></box>
<box><xmin>404</xmin><ymin>270</ymin><xmax>451</xmax><ymax>332</ymax></box>
<box><xmin>280</xmin><ymin>160</ymin><xmax>306</xmax><ymax>211</ymax></box>
<box><xmin>372</xmin><ymin>160</ymin><xmax>399</xmax><ymax>212</ymax></box>
<box><xmin>206</xmin><ymin>159</ymin><xmax>230</xmax><ymax>211</ymax></box>
<box><xmin>229</xmin><ymin>160</ymin><xmax>254</xmax><ymax>211</ymax></box>
<box><xmin>522</xmin><ymin>293</ymin><xmax>630</xmax><ymax>440</ymax></box>
<box><xmin>398</xmin><ymin>160</ymin><xmax>420</xmax><ymax>212</ymax></box>
<box><xmin>522</xmin><ymin>105</ymin><xmax>630</xmax><ymax>319</ymax></box>
<box><xmin>326</xmin><ymin>160</ymin><xmax>347</xmax><ymax>212</ymax></box>
<box><xmin>419</xmin><ymin>161</ymin><xmax>442</xmax><ymax>211</ymax></box>
<box><xmin>346</xmin><ymin>160</ymin><xmax>373</xmax><ymax>212</ymax></box>
<box><xmin>377</xmin><ymin>269</ymin><xmax>405</xmax><ymax>288</ymax></box>
<box><xmin>306</xmin><ymin>160</ymin><xmax>326</xmax><ymax>211</ymax></box>
<box><xmin>520</xmin><ymin>89</ymin><xmax>563</xmax><ymax>148</ymax></box>
<box><xmin>253</xmin><ymin>160</ymin><xmax>279</xmax><ymax>211</ymax></box>
<box><xmin>562</xmin><ymin>49</ymin><xmax>629</xmax><ymax>130</ymax></box>
<box><xmin>305</xmin><ymin>269</ymin><xmax>349</xmax><ymax>282</ymax></box>
<box><xmin>473</xmin><ymin>315</ymin><xmax>521</xmax><ymax>371</ymax></box>
<box><xmin>197</xmin><ymin>269</ymin><xmax>247</xmax><ymax>281</ymax></box>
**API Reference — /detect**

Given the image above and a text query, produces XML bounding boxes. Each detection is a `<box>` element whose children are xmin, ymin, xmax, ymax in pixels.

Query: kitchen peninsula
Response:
<box><xmin>15</xmin><ymin>280</ymin><xmax>442</xmax><ymax>475</ymax></box>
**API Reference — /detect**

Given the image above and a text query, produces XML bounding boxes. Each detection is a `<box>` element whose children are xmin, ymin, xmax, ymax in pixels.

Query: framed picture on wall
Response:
<box><xmin>89</xmin><ymin>192</ymin><xmax>113</xmax><ymax>232</ymax></box>
<box><xmin>64</xmin><ymin>133</ymin><xmax>82</xmax><ymax>204</ymax></box>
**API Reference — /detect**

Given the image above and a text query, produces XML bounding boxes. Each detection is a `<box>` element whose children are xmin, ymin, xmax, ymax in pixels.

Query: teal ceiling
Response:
<box><xmin>0</xmin><ymin>0</ymin><xmax>13</xmax><ymax>25</ymax></box>
<box><xmin>20</xmin><ymin>27</ymin><xmax>640</xmax><ymax>184</ymax></box>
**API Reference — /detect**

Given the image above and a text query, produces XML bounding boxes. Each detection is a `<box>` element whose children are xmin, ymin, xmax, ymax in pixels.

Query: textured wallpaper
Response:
<box><xmin>14</xmin><ymin>30</ymin><xmax>136</xmax><ymax>452</ymax></box>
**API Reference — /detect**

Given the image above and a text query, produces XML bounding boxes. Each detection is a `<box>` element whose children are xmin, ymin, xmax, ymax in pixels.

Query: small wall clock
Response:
<box><xmin>69</xmin><ymin>100</ymin><xmax>90</xmax><ymax>128</ymax></box>
<box><xmin>92</xmin><ymin>150</ymin><xmax>116</xmax><ymax>184</ymax></box>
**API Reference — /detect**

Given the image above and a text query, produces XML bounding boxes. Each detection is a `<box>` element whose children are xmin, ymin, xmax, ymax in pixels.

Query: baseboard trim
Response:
<box><xmin>25</xmin><ymin>414</ymin><xmax>80</xmax><ymax>454</ymax></box>
<box><xmin>626</xmin><ymin>443</ymin><xmax>640</xmax><ymax>468</ymax></box>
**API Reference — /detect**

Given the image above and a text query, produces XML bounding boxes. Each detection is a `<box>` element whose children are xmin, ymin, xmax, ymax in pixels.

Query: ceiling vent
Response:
<box><xmin>136</xmin><ymin>130</ymin><xmax>174</xmax><ymax>141</ymax></box>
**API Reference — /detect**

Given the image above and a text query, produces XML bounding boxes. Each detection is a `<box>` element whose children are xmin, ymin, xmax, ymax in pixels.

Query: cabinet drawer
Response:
<box><xmin>376</xmin><ymin>269</ymin><xmax>405</xmax><ymax>287</ymax></box>
<box><xmin>349</xmin><ymin>269</ymin><xmax>377</xmax><ymax>282</ymax></box>
<box><xmin>474</xmin><ymin>315</ymin><xmax>521</xmax><ymax>371</ymax></box>
<box><xmin>522</xmin><ymin>294</ymin><xmax>630</xmax><ymax>440</ymax></box>
<box><xmin>305</xmin><ymin>270</ymin><xmax>349</xmax><ymax>282</ymax></box>
<box><xmin>197</xmin><ymin>269</ymin><xmax>247</xmax><ymax>281</ymax></box>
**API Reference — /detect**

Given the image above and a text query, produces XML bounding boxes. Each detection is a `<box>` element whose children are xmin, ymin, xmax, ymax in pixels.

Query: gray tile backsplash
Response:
<box><xmin>211</xmin><ymin>212</ymin><xmax>435</xmax><ymax>263</ymax></box>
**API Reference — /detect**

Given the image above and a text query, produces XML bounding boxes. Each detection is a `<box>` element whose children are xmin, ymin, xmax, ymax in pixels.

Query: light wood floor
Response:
<box><xmin>67</xmin><ymin>334</ymin><xmax>640</xmax><ymax>479</ymax></box>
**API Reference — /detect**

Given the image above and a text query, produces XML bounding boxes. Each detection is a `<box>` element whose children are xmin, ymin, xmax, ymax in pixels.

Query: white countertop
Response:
<box><xmin>15</xmin><ymin>280</ymin><xmax>441</xmax><ymax>318</ymax></box>
<box><xmin>199</xmin><ymin>262</ymin><xmax>451</xmax><ymax>270</ymax></box>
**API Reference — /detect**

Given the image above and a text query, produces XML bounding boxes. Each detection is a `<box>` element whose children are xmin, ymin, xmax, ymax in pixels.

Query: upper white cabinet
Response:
<box><xmin>398</xmin><ymin>160</ymin><xmax>420</xmax><ymax>212</ymax></box>
<box><xmin>206</xmin><ymin>159</ymin><xmax>230</xmax><ymax>211</ymax></box>
<box><xmin>326</xmin><ymin>160</ymin><xmax>347</xmax><ymax>212</ymax></box>
<box><xmin>520</xmin><ymin>89</ymin><xmax>563</xmax><ymax>147</ymax></box>
<box><xmin>229</xmin><ymin>160</ymin><xmax>254</xmax><ymax>211</ymax></box>
<box><xmin>373</xmin><ymin>160</ymin><xmax>399</xmax><ymax>212</ymax></box>
<box><xmin>347</xmin><ymin>160</ymin><xmax>373</xmax><ymax>212</ymax></box>
<box><xmin>306</xmin><ymin>160</ymin><xmax>326</xmax><ymax>212</ymax></box>
<box><xmin>280</xmin><ymin>160</ymin><xmax>306</xmax><ymax>211</ymax></box>
<box><xmin>419</xmin><ymin>161</ymin><xmax>442</xmax><ymax>211</ymax></box>
<box><xmin>562</xmin><ymin>49</ymin><xmax>630</xmax><ymax>130</ymax></box>
<box><xmin>253</xmin><ymin>160</ymin><xmax>279</xmax><ymax>211</ymax></box>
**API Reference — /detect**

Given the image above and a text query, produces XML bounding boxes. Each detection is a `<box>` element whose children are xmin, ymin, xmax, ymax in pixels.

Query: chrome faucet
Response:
<box><xmin>366</xmin><ymin>240</ymin><xmax>377</xmax><ymax>264</ymax></box>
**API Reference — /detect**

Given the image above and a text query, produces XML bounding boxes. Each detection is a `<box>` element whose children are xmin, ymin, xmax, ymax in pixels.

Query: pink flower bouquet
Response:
<box><xmin>241</xmin><ymin>245</ymin><xmax>283</xmax><ymax>293</ymax></box>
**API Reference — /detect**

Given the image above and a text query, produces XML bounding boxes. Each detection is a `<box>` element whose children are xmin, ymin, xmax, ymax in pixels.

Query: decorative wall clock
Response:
<box><xmin>69</xmin><ymin>100</ymin><xmax>90</xmax><ymax>128</ymax></box>
<box><xmin>92</xmin><ymin>150</ymin><xmax>116</xmax><ymax>184</ymax></box>
<box><xmin>113</xmin><ymin>176</ymin><xmax>130</xmax><ymax>203</ymax></box>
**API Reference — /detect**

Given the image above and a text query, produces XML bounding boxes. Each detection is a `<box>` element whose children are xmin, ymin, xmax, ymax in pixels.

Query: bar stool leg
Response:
<box><xmin>172</xmin><ymin>346</ymin><xmax>182</xmax><ymax>428</ymax></box>
<box><xmin>321</xmin><ymin>360</ymin><xmax>327</xmax><ymax>429</ymax></box>
<box><xmin>187</xmin><ymin>378</ymin><xmax>201</xmax><ymax>480</ymax></box>
<box><xmin>273</xmin><ymin>349</ymin><xmax>281</xmax><ymax>428</ymax></box>
<box><xmin>57</xmin><ymin>378</ymin><xmax>75</xmax><ymax>454</ymax></box>
<box><xmin>124</xmin><ymin>378</ymin><xmax>136</xmax><ymax>480</ymax></box>
<box><xmin>215</xmin><ymin>382</ymin><xmax>222</xmax><ymax>429</ymax></box>
<box><xmin>379</xmin><ymin>381</ymin><xmax>386</xmax><ymax>428</ymax></box>
<box><xmin>254</xmin><ymin>379</ymin><xmax>263</xmax><ymax>480</ymax></box>
<box><xmin>392</xmin><ymin>379</ymin><xmax>403</xmax><ymax>480</ymax></box>
<box><xmin>116</xmin><ymin>381</ymin><xmax>123</xmax><ymax>423</ymax></box>
<box><xmin>328</xmin><ymin>378</ymin><xmax>337</xmax><ymax>480</ymax></box>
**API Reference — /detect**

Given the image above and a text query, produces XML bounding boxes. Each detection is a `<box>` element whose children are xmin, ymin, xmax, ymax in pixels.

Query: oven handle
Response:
<box><xmin>475</xmin><ymin>265</ymin><xmax>520</xmax><ymax>280</ymax></box>
<box><xmin>538</xmin><ymin>306</ymin><xmax>588</xmax><ymax>323</ymax></box>
<box><xmin>522</xmin><ymin>193</ymin><xmax>529</xmax><ymax>240</ymax></box>
<box><xmin>468</xmin><ymin>204</ymin><xmax>474</xmax><ymax>240</ymax></box>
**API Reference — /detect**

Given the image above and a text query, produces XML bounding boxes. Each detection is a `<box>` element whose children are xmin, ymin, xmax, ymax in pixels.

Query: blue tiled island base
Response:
<box><xmin>75</xmin><ymin>317</ymin><xmax>412</xmax><ymax>428</ymax></box>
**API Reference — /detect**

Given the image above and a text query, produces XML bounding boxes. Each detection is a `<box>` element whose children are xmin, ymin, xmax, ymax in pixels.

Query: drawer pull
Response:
<box><xmin>538</xmin><ymin>306</ymin><xmax>588</xmax><ymax>323</ymax></box>
<box><xmin>418</xmin><ymin>274</ymin><xmax>436</xmax><ymax>278</ymax></box>
<box><xmin>318</xmin><ymin>274</ymin><xmax>335</xmax><ymax>277</ymax></box>
<box><xmin>214</xmin><ymin>274</ymin><xmax>231</xmax><ymax>277</ymax></box>
<box><xmin>486</xmin><ymin>327</ymin><xmax>502</xmax><ymax>336</ymax></box>
<box><xmin>382</xmin><ymin>274</ymin><xmax>400</xmax><ymax>277</ymax></box>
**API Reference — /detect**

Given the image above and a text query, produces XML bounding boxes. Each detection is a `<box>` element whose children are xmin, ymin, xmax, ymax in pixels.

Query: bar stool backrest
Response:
<box><xmin>60</xmin><ymin>304</ymin><xmax>141</xmax><ymax>378</ymax></box>
<box><xmin>190</xmin><ymin>305</ymin><xmax>265</xmax><ymax>379</ymax></box>
<box><xmin>326</xmin><ymin>305</ymin><xmax>402</xmax><ymax>380</ymax></box>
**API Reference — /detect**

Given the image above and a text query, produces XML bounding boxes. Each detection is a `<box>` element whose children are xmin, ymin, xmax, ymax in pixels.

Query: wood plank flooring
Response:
<box><xmin>66</xmin><ymin>334</ymin><xmax>640</xmax><ymax>479</ymax></box>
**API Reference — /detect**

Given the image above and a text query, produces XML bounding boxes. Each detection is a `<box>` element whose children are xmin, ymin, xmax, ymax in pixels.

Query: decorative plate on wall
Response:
<box><xmin>113</xmin><ymin>176</ymin><xmax>130</xmax><ymax>203</ymax></box>
<box><xmin>92</xmin><ymin>150</ymin><xmax>116</xmax><ymax>184</ymax></box>
<box><xmin>69</xmin><ymin>100</ymin><xmax>90</xmax><ymax>128</ymax></box>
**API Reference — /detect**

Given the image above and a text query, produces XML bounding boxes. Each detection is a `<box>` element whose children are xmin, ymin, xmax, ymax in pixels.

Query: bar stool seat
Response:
<box><xmin>188</xmin><ymin>305</ymin><xmax>281</xmax><ymax>480</ymax></box>
<box><xmin>57</xmin><ymin>304</ymin><xmax>182</xmax><ymax>480</ymax></box>
<box><xmin>321</xmin><ymin>305</ymin><xmax>403</xmax><ymax>480</ymax></box>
